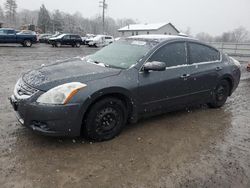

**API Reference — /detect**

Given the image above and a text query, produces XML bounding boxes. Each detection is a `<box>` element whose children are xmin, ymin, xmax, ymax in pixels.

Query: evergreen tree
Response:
<box><xmin>52</xmin><ymin>10</ymin><xmax>63</xmax><ymax>32</ymax></box>
<box><xmin>37</xmin><ymin>4</ymin><xmax>51</xmax><ymax>33</ymax></box>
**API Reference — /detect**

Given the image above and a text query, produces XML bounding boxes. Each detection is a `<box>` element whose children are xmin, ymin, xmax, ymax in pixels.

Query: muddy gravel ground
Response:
<box><xmin>0</xmin><ymin>44</ymin><xmax>250</xmax><ymax>188</ymax></box>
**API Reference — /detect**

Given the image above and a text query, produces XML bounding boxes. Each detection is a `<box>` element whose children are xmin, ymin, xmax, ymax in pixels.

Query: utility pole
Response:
<box><xmin>99</xmin><ymin>0</ymin><xmax>107</xmax><ymax>34</ymax></box>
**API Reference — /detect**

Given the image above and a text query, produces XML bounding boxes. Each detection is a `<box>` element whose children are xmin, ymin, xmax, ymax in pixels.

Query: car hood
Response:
<box><xmin>22</xmin><ymin>57</ymin><xmax>121</xmax><ymax>91</ymax></box>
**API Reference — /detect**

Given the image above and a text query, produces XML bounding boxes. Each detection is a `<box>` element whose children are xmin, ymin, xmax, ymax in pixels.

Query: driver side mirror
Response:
<box><xmin>143</xmin><ymin>61</ymin><xmax>167</xmax><ymax>72</ymax></box>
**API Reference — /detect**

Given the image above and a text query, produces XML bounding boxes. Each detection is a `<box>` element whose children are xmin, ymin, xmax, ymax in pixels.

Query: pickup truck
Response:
<box><xmin>0</xmin><ymin>28</ymin><xmax>38</xmax><ymax>47</ymax></box>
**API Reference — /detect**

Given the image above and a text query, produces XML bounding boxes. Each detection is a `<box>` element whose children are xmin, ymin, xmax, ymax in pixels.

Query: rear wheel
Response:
<box><xmin>23</xmin><ymin>40</ymin><xmax>32</xmax><ymax>47</ymax></box>
<box><xmin>75</xmin><ymin>42</ymin><xmax>81</xmax><ymax>48</ymax></box>
<box><xmin>208</xmin><ymin>80</ymin><xmax>230</xmax><ymax>108</ymax></box>
<box><xmin>83</xmin><ymin>98</ymin><xmax>127</xmax><ymax>141</ymax></box>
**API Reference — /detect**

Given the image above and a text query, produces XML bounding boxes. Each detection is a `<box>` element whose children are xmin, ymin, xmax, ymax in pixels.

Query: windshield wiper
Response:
<box><xmin>92</xmin><ymin>60</ymin><xmax>110</xmax><ymax>68</ymax></box>
<box><xmin>88</xmin><ymin>58</ymin><xmax>123</xmax><ymax>69</ymax></box>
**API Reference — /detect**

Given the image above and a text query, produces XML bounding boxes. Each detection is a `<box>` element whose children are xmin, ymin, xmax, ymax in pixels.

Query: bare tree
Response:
<box><xmin>116</xmin><ymin>18</ymin><xmax>136</xmax><ymax>29</ymax></box>
<box><xmin>196</xmin><ymin>32</ymin><xmax>214</xmax><ymax>42</ymax></box>
<box><xmin>232</xmin><ymin>26</ymin><xmax>249</xmax><ymax>43</ymax></box>
<box><xmin>4</xmin><ymin>0</ymin><xmax>17</xmax><ymax>27</ymax></box>
<box><xmin>17</xmin><ymin>9</ymin><xmax>38</xmax><ymax>26</ymax></box>
<box><xmin>0</xmin><ymin>5</ymin><xmax>4</xmax><ymax>21</ymax></box>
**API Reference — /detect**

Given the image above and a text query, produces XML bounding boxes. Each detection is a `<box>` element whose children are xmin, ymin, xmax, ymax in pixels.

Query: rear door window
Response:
<box><xmin>71</xmin><ymin>35</ymin><xmax>80</xmax><ymax>40</ymax></box>
<box><xmin>189</xmin><ymin>43</ymin><xmax>220</xmax><ymax>64</ymax></box>
<box><xmin>149</xmin><ymin>42</ymin><xmax>187</xmax><ymax>67</ymax></box>
<box><xmin>7</xmin><ymin>30</ymin><xmax>15</xmax><ymax>34</ymax></box>
<box><xmin>63</xmin><ymin>35</ymin><xmax>70</xmax><ymax>40</ymax></box>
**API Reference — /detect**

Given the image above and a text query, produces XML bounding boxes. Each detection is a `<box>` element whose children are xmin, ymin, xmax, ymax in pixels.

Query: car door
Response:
<box><xmin>0</xmin><ymin>29</ymin><xmax>5</xmax><ymax>43</ymax></box>
<box><xmin>138</xmin><ymin>42</ymin><xmax>192</xmax><ymax>113</ymax></box>
<box><xmin>187</xmin><ymin>42</ymin><xmax>222</xmax><ymax>103</ymax></box>
<box><xmin>62</xmin><ymin>35</ymin><xmax>71</xmax><ymax>45</ymax></box>
<box><xmin>71</xmin><ymin>35</ymin><xmax>78</xmax><ymax>44</ymax></box>
<box><xmin>6</xmin><ymin>30</ymin><xmax>16</xmax><ymax>43</ymax></box>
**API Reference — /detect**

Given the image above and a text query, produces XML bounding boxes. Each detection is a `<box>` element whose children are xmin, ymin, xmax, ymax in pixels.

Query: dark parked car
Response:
<box><xmin>10</xmin><ymin>35</ymin><xmax>241</xmax><ymax>141</ymax></box>
<box><xmin>49</xmin><ymin>34</ymin><xmax>82</xmax><ymax>47</ymax></box>
<box><xmin>0</xmin><ymin>28</ymin><xmax>38</xmax><ymax>47</ymax></box>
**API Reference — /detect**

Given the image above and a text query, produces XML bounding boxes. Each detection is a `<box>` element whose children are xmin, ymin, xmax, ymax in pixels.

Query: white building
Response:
<box><xmin>118</xmin><ymin>22</ymin><xmax>180</xmax><ymax>37</ymax></box>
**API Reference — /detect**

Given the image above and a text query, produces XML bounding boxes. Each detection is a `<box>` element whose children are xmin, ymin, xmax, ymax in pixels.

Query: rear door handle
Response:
<box><xmin>216</xmin><ymin>67</ymin><xmax>222</xmax><ymax>71</ymax></box>
<box><xmin>180</xmin><ymin>74</ymin><xmax>190</xmax><ymax>79</ymax></box>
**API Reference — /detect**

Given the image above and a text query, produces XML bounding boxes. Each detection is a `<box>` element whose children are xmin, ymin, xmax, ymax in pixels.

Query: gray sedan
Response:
<box><xmin>10</xmin><ymin>35</ymin><xmax>241</xmax><ymax>141</ymax></box>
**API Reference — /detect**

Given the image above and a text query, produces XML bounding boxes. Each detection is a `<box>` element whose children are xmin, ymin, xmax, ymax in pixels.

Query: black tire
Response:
<box><xmin>23</xmin><ymin>40</ymin><xmax>32</xmax><ymax>47</ymax></box>
<box><xmin>55</xmin><ymin>42</ymin><xmax>61</xmax><ymax>48</ymax></box>
<box><xmin>84</xmin><ymin>97</ymin><xmax>127</xmax><ymax>141</ymax></box>
<box><xmin>75</xmin><ymin>42</ymin><xmax>81</xmax><ymax>48</ymax></box>
<box><xmin>208</xmin><ymin>80</ymin><xmax>230</xmax><ymax>108</ymax></box>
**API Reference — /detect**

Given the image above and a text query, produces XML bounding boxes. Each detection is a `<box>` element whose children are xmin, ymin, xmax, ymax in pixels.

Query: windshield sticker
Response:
<box><xmin>131</xmin><ymin>41</ymin><xmax>147</xmax><ymax>46</ymax></box>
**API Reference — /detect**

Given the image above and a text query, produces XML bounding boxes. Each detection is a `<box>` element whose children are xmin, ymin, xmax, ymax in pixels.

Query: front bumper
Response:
<box><xmin>10</xmin><ymin>95</ymin><xmax>83</xmax><ymax>137</ymax></box>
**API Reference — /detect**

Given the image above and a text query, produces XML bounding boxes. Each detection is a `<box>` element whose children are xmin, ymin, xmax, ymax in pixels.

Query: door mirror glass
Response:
<box><xmin>143</xmin><ymin>61</ymin><xmax>167</xmax><ymax>72</ymax></box>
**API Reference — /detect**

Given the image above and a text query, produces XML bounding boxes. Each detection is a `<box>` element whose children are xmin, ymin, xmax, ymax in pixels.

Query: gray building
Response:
<box><xmin>118</xmin><ymin>22</ymin><xmax>180</xmax><ymax>37</ymax></box>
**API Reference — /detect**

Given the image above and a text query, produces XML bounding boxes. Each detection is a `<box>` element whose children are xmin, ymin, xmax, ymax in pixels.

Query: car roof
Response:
<box><xmin>129</xmin><ymin>34</ymin><xmax>196</xmax><ymax>42</ymax></box>
<box><xmin>0</xmin><ymin>28</ymin><xmax>14</xmax><ymax>30</ymax></box>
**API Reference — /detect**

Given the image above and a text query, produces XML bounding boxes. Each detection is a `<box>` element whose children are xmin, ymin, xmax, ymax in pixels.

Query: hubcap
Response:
<box><xmin>216</xmin><ymin>85</ymin><xmax>226</xmax><ymax>101</ymax></box>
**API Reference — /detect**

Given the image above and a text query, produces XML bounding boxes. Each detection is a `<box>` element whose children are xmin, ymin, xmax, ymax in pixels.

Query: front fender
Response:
<box><xmin>78</xmin><ymin>87</ymin><xmax>139</xmax><ymax>124</ymax></box>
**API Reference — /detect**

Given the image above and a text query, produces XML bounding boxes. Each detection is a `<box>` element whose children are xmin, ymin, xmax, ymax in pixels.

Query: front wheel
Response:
<box><xmin>23</xmin><ymin>40</ymin><xmax>32</xmax><ymax>47</ymax></box>
<box><xmin>208</xmin><ymin>80</ymin><xmax>230</xmax><ymax>108</ymax></box>
<box><xmin>83</xmin><ymin>98</ymin><xmax>127</xmax><ymax>141</ymax></box>
<box><xmin>55</xmin><ymin>42</ymin><xmax>61</xmax><ymax>48</ymax></box>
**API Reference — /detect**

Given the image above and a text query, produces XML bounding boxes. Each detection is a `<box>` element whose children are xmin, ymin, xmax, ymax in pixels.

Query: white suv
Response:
<box><xmin>88</xmin><ymin>35</ymin><xmax>114</xmax><ymax>47</ymax></box>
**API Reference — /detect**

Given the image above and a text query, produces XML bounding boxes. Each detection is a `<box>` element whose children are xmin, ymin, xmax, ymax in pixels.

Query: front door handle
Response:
<box><xmin>180</xmin><ymin>74</ymin><xmax>190</xmax><ymax>79</ymax></box>
<box><xmin>216</xmin><ymin>67</ymin><xmax>222</xmax><ymax>71</ymax></box>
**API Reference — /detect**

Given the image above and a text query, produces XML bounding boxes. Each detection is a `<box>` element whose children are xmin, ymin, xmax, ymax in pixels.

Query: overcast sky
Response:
<box><xmin>1</xmin><ymin>0</ymin><xmax>250</xmax><ymax>35</ymax></box>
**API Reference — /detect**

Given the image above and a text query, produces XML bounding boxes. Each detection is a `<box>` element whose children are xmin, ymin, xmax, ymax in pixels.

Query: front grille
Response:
<box><xmin>14</xmin><ymin>79</ymin><xmax>38</xmax><ymax>99</ymax></box>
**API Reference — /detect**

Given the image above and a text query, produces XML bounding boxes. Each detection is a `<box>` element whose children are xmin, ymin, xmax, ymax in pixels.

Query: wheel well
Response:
<box><xmin>222</xmin><ymin>77</ymin><xmax>233</xmax><ymax>96</ymax></box>
<box><xmin>81</xmin><ymin>93</ymin><xmax>133</xmax><ymax>133</ymax></box>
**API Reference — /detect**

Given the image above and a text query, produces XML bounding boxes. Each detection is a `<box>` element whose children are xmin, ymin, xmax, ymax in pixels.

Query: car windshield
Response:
<box><xmin>93</xmin><ymin>35</ymin><xmax>103</xmax><ymax>40</ymax></box>
<box><xmin>55</xmin><ymin>34</ymin><xmax>65</xmax><ymax>38</ymax></box>
<box><xmin>87</xmin><ymin>39</ymin><xmax>156</xmax><ymax>69</ymax></box>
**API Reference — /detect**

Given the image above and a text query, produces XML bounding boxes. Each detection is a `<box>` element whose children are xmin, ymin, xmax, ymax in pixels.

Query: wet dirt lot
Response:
<box><xmin>0</xmin><ymin>44</ymin><xmax>250</xmax><ymax>188</ymax></box>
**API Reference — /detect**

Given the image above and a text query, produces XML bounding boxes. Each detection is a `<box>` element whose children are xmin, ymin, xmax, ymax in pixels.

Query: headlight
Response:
<box><xmin>37</xmin><ymin>82</ymin><xmax>87</xmax><ymax>105</ymax></box>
